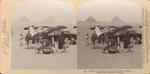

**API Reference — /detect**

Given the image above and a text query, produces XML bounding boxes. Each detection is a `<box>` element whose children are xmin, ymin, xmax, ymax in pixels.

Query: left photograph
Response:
<box><xmin>11</xmin><ymin>0</ymin><xmax>77</xmax><ymax>69</ymax></box>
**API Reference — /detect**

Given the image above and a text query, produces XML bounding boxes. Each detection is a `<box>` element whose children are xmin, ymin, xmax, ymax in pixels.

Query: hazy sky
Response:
<box><xmin>78</xmin><ymin>0</ymin><xmax>142</xmax><ymax>23</ymax></box>
<box><xmin>12</xmin><ymin>0</ymin><xmax>142</xmax><ymax>25</ymax></box>
<box><xmin>12</xmin><ymin>0</ymin><xmax>76</xmax><ymax>25</ymax></box>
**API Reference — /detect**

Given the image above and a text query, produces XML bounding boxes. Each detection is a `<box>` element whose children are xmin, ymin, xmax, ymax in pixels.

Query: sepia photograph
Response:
<box><xmin>77</xmin><ymin>0</ymin><xmax>143</xmax><ymax>69</ymax></box>
<box><xmin>3</xmin><ymin>0</ymin><xmax>147</xmax><ymax>71</ymax></box>
<box><xmin>11</xmin><ymin>0</ymin><xmax>77</xmax><ymax>69</ymax></box>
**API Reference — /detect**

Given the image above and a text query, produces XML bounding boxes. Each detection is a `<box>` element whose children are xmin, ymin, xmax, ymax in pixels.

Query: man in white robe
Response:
<box><xmin>95</xmin><ymin>25</ymin><xmax>102</xmax><ymax>37</ymax></box>
<box><xmin>29</xmin><ymin>26</ymin><xmax>37</xmax><ymax>36</ymax></box>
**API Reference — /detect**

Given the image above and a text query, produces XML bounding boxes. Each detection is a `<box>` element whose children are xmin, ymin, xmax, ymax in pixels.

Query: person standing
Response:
<box><xmin>48</xmin><ymin>33</ymin><xmax>54</xmax><ymax>48</ymax></box>
<box><xmin>25</xmin><ymin>30</ymin><xmax>32</xmax><ymax>48</ymax></box>
<box><xmin>29</xmin><ymin>25</ymin><xmax>36</xmax><ymax>37</ymax></box>
<box><xmin>95</xmin><ymin>25</ymin><xmax>102</xmax><ymax>37</ymax></box>
<box><xmin>95</xmin><ymin>25</ymin><xmax>103</xmax><ymax>43</ymax></box>
<box><xmin>128</xmin><ymin>36</ymin><xmax>136</xmax><ymax>52</ymax></box>
<box><xmin>58</xmin><ymin>32</ymin><xmax>66</xmax><ymax>49</ymax></box>
<box><xmin>124</xmin><ymin>32</ymin><xmax>131</xmax><ymax>49</ymax></box>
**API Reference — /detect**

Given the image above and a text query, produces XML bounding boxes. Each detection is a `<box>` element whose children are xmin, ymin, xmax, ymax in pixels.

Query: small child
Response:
<box><xmin>85</xmin><ymin>34</ymin><xmax>90</xmax><ymax>46</ymax></box>
<box><xmin>19</xmin><ymin>34</ymin><xmax>24</xmax><ymax>46</ymax></box>
<box><xmin>62</xmin><ymin>37</ymin><xmax>70</xmax><ymax>53</ymax></box>
<box><xmin>128</xmin><ymin>36</ymin><xmax>136</xmax><ymax>52</ymax></box>
<box><xmin>64</xmin><ymin>38</ymin><xmax>70</xmax><ymax>48</ymax></box>
<box><xmin>71</xmin><ymin>38</ymin><xmax>76</xmax><ymax>45</ymax></box>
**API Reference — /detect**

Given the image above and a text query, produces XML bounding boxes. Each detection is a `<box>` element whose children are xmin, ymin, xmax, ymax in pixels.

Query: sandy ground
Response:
<box><xmin>77</xmin><ymin>40</ymin><xmax>143</xmax><ymax>69</ymax></box>
<box><xmin>12</xmin><ymin>33</ymin><xmax>77</xmax><ymax>69</ymax></box>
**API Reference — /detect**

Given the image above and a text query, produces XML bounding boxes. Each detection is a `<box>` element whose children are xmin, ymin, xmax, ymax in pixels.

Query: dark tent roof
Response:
<box><xmin>56</xmin><ymin>25</ymin><xmax>67</xmax><ymax>29</ymax></box>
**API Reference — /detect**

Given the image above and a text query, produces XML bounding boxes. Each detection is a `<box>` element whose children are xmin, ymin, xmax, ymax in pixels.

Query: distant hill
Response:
<box><xmin>85</xmin><ymin>16</ymin><xmax>97</xmax><ymax>22</ymax></box>
<box><xmin>110</xmin><ymin>16</ymin><xmax>127</xmax><ymax>26</ymax></box>
<box><xmin>79</xmin><ymin>16</ymin><xmax>142</xmax><ymax>26</ymax></box>
<box><xmin>18</xmin><ymin>16</ymin><xmax>30</xmax><ymax>23</ymax></box>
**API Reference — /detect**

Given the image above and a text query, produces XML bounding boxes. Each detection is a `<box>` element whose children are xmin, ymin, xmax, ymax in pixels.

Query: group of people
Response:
<box><xmin>85</xmin><ymin>25</ymin><xmax>142</xmax><ymax>54</ymax></box>
<box><xmin>19</xmin><ymin>26</ymin><xmax>77</xmax><ymax>54</ymax></box>
<box><xmin>37</xmin><ymin>32</ymin><xmax>76</xmax><ymax>54</ymax></box>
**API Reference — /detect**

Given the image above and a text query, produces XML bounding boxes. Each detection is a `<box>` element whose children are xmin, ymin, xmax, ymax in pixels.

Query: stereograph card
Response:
<box><xmin>0</xmin><ymin>0</ymin><xmax>150</xmax><ymax>74</ymax></box>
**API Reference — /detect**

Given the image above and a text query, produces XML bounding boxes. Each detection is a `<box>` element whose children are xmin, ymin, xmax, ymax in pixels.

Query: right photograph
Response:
<box><xmin>77</xmin><ymin>0</ymin><xmax>142</xmax><ymax>69</ymax></box>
